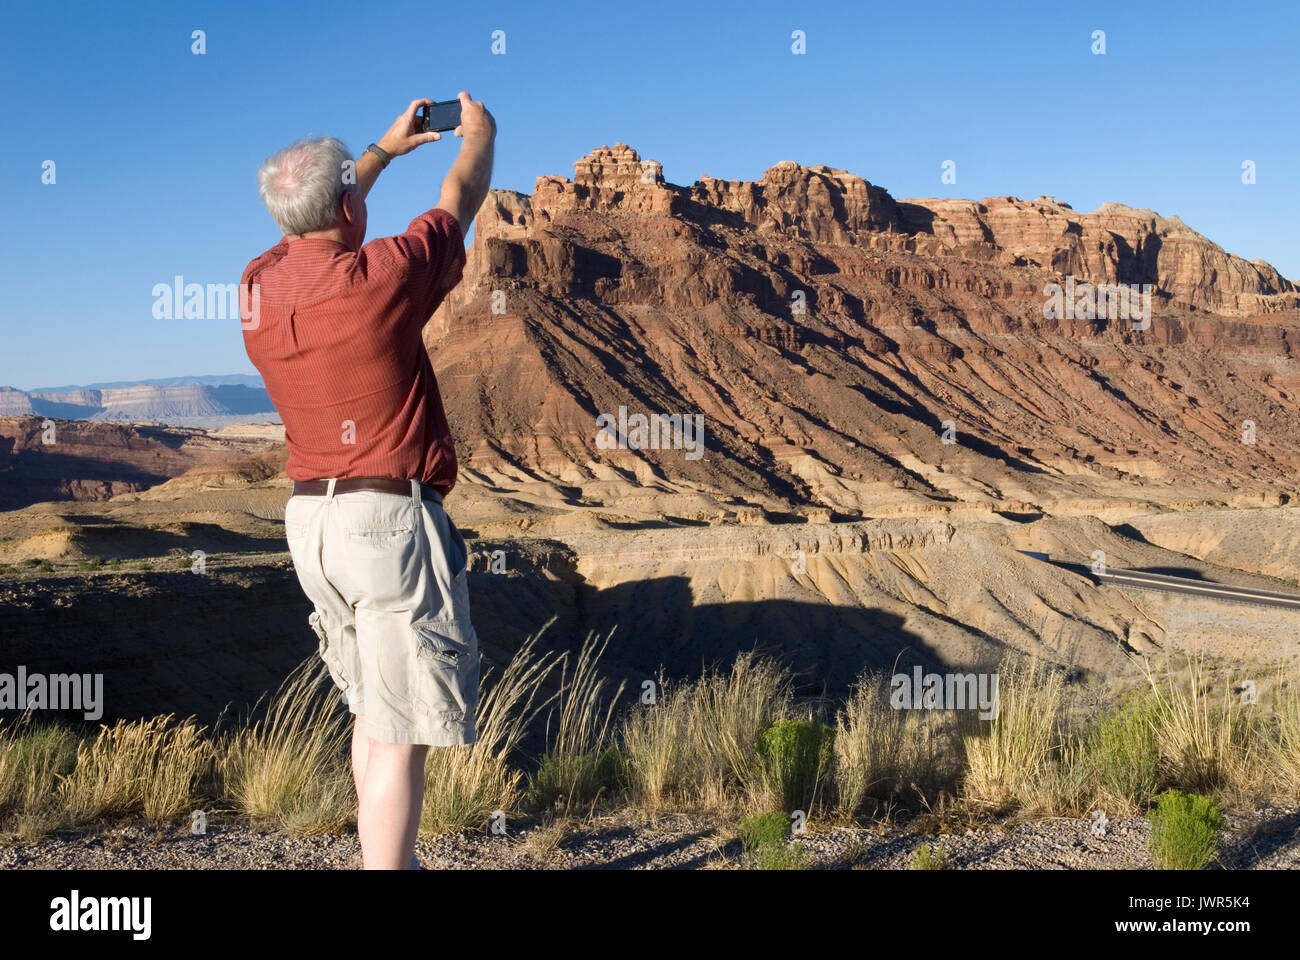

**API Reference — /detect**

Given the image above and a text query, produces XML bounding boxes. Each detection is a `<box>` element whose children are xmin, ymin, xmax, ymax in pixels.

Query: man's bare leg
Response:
<box><xmin>356</xmin><ymin>732</ymin><xmax>429</xmax><ymax>870</ymax></box>
<box><xmin>351</xmin><ymin>715</ymin><xmax>369</xmax><ymax>798</ymax></box>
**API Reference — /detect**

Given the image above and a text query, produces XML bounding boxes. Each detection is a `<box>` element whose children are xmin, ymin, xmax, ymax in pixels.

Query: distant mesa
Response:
<box><xmin>0</xmin><ymin>376</ymin><xmax>277</xmax><ymax>425</ymax></box>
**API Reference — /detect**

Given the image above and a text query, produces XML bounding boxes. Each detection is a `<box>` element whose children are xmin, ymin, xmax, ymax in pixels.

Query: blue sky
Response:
<box><xmin>2</xmin><ymin>0</ymin><xmax>1296</xmax><ymax>388</ymax></box>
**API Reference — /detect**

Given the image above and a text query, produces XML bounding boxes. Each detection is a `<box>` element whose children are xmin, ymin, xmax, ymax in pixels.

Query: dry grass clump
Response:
<box><xmin>834</xmin><ymin>673</ymin><xmax>964</xmax><ymax>819</ymax></box>
<box><xmin>527</xmin><ymin>629</ymin><xmax>627</xmax><ymax>813</ymax></box>
<box><xmin>619</xmin><ymin>652</ymin><xmax>790</xmax><ymax>814</ymax></box>
<box><xmin>0</xmin><ymin>717</ymin><xmax>79</xmax><ymax>840</ymax></box>
<box><xmin>221</xmin><ymin>659</ymin><xmax>352</xmax><ymax>834</ymax></box>
<box><xmin>962</xmin><ymin>657</ymin><xmax>1063</xmax><ymax>809</ymax></box>
<box><xmin>59</xmin><ymin>715</ymin><xmax>209</xmax><ymax>823</ymax></box>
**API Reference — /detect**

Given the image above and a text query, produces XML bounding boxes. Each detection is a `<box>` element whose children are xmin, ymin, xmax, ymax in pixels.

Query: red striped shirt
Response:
<box><xmin>241</xmin><ymin>208</ymin><xmax>466</xmax><ymax>494</ymax></box>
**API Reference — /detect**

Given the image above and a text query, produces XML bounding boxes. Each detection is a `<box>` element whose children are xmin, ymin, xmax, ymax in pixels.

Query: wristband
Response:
<box><xmin>365</xmin><ymin>143</ymin><xmax>393</xmax><ymax>167</ymax></box>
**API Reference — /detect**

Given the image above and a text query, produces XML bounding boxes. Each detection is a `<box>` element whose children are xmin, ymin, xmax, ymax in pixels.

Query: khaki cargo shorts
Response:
<box><xmin>284</xmin><ymin>479</ymin><xmax>479</xmax><ymax>746</ymax></box>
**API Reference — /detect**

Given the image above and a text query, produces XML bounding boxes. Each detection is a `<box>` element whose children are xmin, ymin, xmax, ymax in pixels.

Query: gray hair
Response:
<box><xmin>257</xmin><ymin>137</ymin><xmax>355</xmax><ymax>236</ymax></box>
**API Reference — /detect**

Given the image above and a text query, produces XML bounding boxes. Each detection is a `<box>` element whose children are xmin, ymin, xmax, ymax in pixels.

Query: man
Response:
<box><xmin>241</xmin><ymin>93</ymin><xmax>495</xmax><ymax>870</ymax></box>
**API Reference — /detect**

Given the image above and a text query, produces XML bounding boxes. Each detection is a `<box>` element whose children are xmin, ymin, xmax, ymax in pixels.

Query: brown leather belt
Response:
<box><xmin>291</xmin><ymin>477</ymin><xmax>444</xmax><ymax>503</ymax></box>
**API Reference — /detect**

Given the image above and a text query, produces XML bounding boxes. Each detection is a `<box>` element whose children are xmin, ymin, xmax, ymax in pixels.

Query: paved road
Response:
<box><xmin>1096</xmin><ymin>567</ymin><xmax>1300</xmax><ymax>610</ymax></box>
<box><xmin>1020</xmin><ymin>553</ymin><xmax>1300</xmax><ymax>610</ymax></box>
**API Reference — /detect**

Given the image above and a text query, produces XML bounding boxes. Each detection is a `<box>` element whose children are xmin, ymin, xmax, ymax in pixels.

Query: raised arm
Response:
<box><xmin>356</xmin><ymin>98</ymin><xmax>442</xmax><ymax>200</ymax></box>
<box><xmin>435</xmin><ymin>91</ymin><xmax>496</xmax><ymax>235</ymax></box>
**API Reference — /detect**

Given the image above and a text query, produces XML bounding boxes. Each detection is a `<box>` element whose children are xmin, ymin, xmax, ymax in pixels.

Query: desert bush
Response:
<box><xmin>529</xmin><ymin>747</ymin><xmax>628</xmax><ymax>813</ymax></box>
<box><xmin>1141</xmin><ymin>658</ymin><xmax>1256</xmax><ymax>795</ymax></box>
<box><xmin>1021</xmin><ymin>734</ymin><xmax>1098</xmax><ymax>817</ymax></box>
<box><xmin>913</xmin><ymin>841</ymin><xmax>947</xmax><ymax>870</ymax></box>
<box><xmin>834</xmin><ymin>676</ymin><xmax>907</xmax><ymax>817</ymax></box>
<box><xmin>1269</xmin><ymin>681</ymin><xmax>1300</xmax><ymax>799</ymax></box>
<box><xmin>1088</xmin><ymin>694</ymin><xmax>1161</xmax><ymax>812</ymax></box>
<box><xmin>835</xmin><ymin>674</ymin><xmax>963</xmax><ymax>818</ymax></box>
<box><xmin>685</xmin><ymin>653</ymin><xmax>792</xmax><ymax>810</ymax></box>
<box><xmin>0</xmin><ymin>719</ymin><xmax>79</xmax><ymax>838</ymax></box>
<box><xmin>756</xmin><ymin>717</ymin><xmax>835</xmax><ymax>814</ymax></box>
<box><xmin>1147</xmin><ymin>789</ymin><xmax>1225</xmax><ymax>870</ymax></box>
<box><xmin>738</xmin><ymin>810</ymin><xmax>807</xmax><ymax>870</ymax></box>
<box><xmin>620</xmin><ymin>653</ymin><xmax>792</xmax><ymax>813</ymax></box>
<box><xmin>619</xmin><ymin>671</ymin><xmax>691</xmax><ymax>810</ymax></box>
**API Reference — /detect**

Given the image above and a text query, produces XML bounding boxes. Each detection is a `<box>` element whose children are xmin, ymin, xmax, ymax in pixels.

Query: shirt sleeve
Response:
<box><xmin>362</xmin><ymin>208</ymin><xmax>467</xmax><ymax>322</ymax></box>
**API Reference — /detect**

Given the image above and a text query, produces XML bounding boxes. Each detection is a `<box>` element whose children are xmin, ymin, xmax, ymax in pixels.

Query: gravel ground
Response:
<box><xmin>3</xmin><ymin>807</ymin><xmax>1297</xmax><ymax>870</ymax></box>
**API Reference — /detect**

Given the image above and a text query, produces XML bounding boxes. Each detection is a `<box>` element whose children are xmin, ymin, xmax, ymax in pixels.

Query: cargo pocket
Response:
<box><xmin>410</xmin><ymin>618</ymin><xmax>479</xmax><ymax>722</ymax></box>
<box><xmin>308</xmin><ymin>609</ymin><xmax>350</xmax><ymax>696</ymax></box>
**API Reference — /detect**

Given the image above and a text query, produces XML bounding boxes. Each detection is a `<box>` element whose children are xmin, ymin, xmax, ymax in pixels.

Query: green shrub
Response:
<box><xmin>738</xmin><ymin>811</ymin><xmax>808</xmax><ymax>870</ymax></box>
<box><xmin>1090</xmin><ymin>696</ymin><xmax>1161</xmax><ymax>811</ymax></box>
<box><xmin>756</xmin><ymin>718</ymin><xmax>835</xmax><ymax>813</ymax></box>
<box><xmin>1147</xmin><ymin>789</ymin><xmax>1225</xmax><ymax>870</ymax></box>
<box><xmin>739</xmin><ymin>810</ymin><xmax>790</xmax><ymax>851</ymax></box>
<box><xmin>528</xmin><ymin>745</ymin><xmax>627</xmax><ymax>810</ymax></box>
<box><xmin>913</xmin><ymin>841</ymin><xmax>947</xmax><ymax>870</ymax></box>
<box><xmin>0</xmin><ymin>720</ymin><xmax>80</xmax><ymax>837</ymax></box>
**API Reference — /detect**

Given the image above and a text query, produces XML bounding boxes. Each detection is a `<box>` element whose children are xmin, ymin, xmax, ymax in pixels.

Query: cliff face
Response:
<box><xmin>0</xmin><ymin>387</ymin><xmax>35</xmax><ymax>415</ymax></box>
<box><xmin>427</xmin><ymin>145</ymin><xmax>1300</xmax><ymax>512</ymax></box>
<box><xmin>897</xmin><ymin>196</ymin><xmax>1296</xmax><ymax>316</ymax></box>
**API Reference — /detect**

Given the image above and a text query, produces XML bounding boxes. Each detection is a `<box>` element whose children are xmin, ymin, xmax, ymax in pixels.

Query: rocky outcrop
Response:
<box><xmin>429</xmin><ymin>146</ymin><xmax>1300</xmax><ymax>511</ymax></box>
<box><xmin>692</xmin><ymin>161</ymin><xmax>903</xmax><ymax>243</ymax></box>
<box><xmin>443</xmin><ymin>147</ymin><xmax>1295</xmax><ymax>321</ymax></box>
<box><xmin>897</xmin><ymin>196</ymin><xmax>1296</xmax><ymax>316</ymax></box>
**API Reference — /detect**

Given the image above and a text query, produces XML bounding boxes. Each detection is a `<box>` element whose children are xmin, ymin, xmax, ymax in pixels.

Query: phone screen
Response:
<box><xmin>421</xmin><ymin>100</ymin><xmax>462</xmax><ymax>133</ymax></box>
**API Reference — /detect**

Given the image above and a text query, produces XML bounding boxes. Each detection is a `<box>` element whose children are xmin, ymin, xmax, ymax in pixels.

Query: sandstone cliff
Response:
<box><xmin>427</xmin><ymin>144</ymin><xmax>1300</xmax><ymax>513</ymax></box>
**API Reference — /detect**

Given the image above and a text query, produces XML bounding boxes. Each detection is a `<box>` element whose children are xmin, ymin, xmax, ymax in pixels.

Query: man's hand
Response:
<box><xmin>451</xmin><ymin>90</ymin><xmax>496</xmax><ymax>142</ymax></box>
<box><xmin>377</xmin><ymin>98</ymin><xmax>443</xmax><ymax>157</ymax></box>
